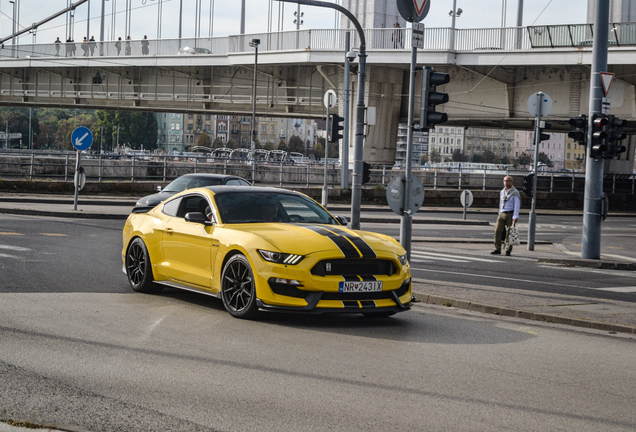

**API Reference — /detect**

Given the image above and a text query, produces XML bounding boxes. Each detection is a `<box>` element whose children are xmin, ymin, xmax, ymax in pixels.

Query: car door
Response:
<box><xmin>161</xmin><ymin>193</ymin><xmax>219</xmax><ymax>289</ymax></box>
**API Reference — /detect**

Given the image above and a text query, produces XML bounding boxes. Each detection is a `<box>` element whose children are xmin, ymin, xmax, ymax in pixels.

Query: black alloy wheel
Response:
<box><xmin>221</xmin><ymin>254</ymin><xmax>259</xmax><ymax>319</ymax></box>
<box><xmin>126</xmin><ymin>238</ymin><xmax>163</xmax><ymax>293</ymax></box>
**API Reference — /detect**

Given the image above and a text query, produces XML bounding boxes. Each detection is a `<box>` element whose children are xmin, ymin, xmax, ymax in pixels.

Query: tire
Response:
<box><xmin>221</xmin><ymin>254</ymin><xmax>259</xmax><ymax>319</ymax></box>
<box><xmin>125</xmin><ymin>238</ymin><xmax>163</xmax><ymax>294</ymax></box>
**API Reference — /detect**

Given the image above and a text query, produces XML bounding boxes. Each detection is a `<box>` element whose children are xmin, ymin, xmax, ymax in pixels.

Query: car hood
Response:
<box><xmin>136</xmin><ymin>191</ymin><xmax>177</xmax><ymax>207</ymax></box>
<box><xmin>226</xmin><ymin>223</ymin><xmax>404</xmax><ymax>257</ymax></box>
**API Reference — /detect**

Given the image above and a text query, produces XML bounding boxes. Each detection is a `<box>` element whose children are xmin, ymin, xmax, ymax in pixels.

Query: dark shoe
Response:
<box><xmin>490</xmin><ymin>249</ymin><xmax>501</xmax><ymax>255</ymax></box>
<box><xmin>505</xmin><ymin>251</ymin><xmax>511</xmax><ymax>256</ymax></box>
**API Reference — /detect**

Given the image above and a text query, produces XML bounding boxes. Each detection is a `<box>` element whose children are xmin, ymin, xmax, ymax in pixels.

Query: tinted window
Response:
<box><xmin>224</xmin><ymin>179</ymin><xmax>242</xmax><ymax>186</ymax></box>
<box><xmin>177</xmin><ymin>195</ymin><xmax>211</xmax><ymax>218</ymax></box>
<box><xmin>162</xmin><ymin>197</ymin><xmax>181</xmax><ymax>216</ymax></box>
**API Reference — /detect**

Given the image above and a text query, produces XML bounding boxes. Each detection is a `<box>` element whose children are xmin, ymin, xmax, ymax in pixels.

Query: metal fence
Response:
<box><xmin>2</xmin><ymin>22</ymin><xmax>635</xmax><ymax>60</ymax></box>
<box><xmin>1</xmin><ymin>151</ymin><xmax>634</xmax><ymax>195</ymax></box>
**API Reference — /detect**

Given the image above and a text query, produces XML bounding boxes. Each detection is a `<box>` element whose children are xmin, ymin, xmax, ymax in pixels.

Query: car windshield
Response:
<box><xmin>214</xmin><ymin>192</ymin><xmax>337</xmax><ymax>225</ymax></box>
<box><xmin>163</xmin><ymin>177</ymin><xmax>222</xmax><ymax>192</ymax></box>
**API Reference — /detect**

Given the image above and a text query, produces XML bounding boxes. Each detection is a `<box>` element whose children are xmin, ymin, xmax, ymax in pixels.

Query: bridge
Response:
<box><xmin>1</xmin><ymin>22</ymin><xmax>635</xmax><ymax>166</ymax></box>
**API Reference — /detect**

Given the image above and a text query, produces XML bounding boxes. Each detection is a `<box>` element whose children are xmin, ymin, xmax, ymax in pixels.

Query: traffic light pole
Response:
<box><xmin>527</xmin><ymin>94</ymin><xmax>542</xmax><ymax>251</ymax></box>
<box><xmin>399</xmin><ymin>44</ymin><xmax>418</xmax><ymax>260</ymax></box>
<box><xmin>582</xmin><ymin>0</ymin><xmax>609</xmax><ymax>260</ymax></box>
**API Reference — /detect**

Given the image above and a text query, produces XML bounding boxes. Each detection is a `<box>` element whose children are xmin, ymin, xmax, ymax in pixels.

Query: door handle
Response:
<box><xmin>166</xmin><ymin>228</ymin><xmax>174</xmax><ymax>235</ymax></box>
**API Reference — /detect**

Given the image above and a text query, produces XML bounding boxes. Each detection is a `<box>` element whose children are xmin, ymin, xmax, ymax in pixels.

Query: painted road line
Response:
<box><xmin>411</xmin><ymin>268</ymin><xmax>586</xmax><ymax>289</ymax></box>
<box><xmin>0</xmin><ymin>232</ymin><xmax>24</xmax><ymax>236</ymax></box>
<box><xmin>40</xmin><ymin>233</ymin><xmax>69</xmax><ymax>237</ymax></box>
<box><xmin>538</xmin><ymin>265</ymin><xmax>636</xmax><ymax>279</ymax></box>
<box><xmin>0</xmin><ymin>253</ymin><xmax>21</xmax><ymax>259</ymax></box>
<box><xmin>0</xmin><ymin>245</ymin><xmax>30</xmax><ymax>251</ymax></box>
<box><xmin>596</xmin><ymin>286</ymin><xmax>636</xmax><ymax>293</ymax></box>
<box><xmin>601</xmin><ymin>253</ymin><xmax>636</xmax><ymax>263</ymax></box>
<box><xmin>412</xmin><ymin>251</ymin><xmax>503</xmax><ymax>263</ymax></box>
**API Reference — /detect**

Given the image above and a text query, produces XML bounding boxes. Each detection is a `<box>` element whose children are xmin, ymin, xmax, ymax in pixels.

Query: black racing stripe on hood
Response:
<box><xmin>322</xmin><ymin>226</ymin><xmax>377</xmax><ymax>259</ymax></box>
<box><xmin>300</xmin><ymin>225</ymin><xmax>360</xmax><ymax>258</ymax></box>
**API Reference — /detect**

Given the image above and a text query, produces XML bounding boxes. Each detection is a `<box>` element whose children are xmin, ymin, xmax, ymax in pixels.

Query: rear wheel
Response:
<box><xmin>126</xmin><ymin>238</ymin><xmax>163</xmax><ymax>294</ymax></box>
<box><xmin>221</xmin><ymin>254</ymin><xmax>259</xmax><ymax>319</ymax></box>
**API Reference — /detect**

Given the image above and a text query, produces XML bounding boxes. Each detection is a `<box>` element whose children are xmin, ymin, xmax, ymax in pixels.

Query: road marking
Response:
<box><xmin>412</xmin><ymin>251</ymin><xmax>502</xmax><ymax>263</ymax></box>
<box><xmin>411</xmin><ymin>268</ymin><xmax>585</xmax><ymax>288</ymax></box>
<box><xmin>411</xmin><ymin>254</ymin><xmax>470</xmax><ymax>263</ymax></box>
<box><xmin>538</xmin><ymin>265</ymin><xmax>636</xmax><ymax>279</ymax></box>
<box><xmin>0</xmin><ymin>244</ymin><xmax>30</xmax><ymax>252</ymax></box>
<box><xmin>40</xmin><ymin>233</ymin><xmax>68</xmax><ymax>237</ymax></box>
<box><xmin>596</xmin><ymin>286</ymin><xmax>636</xmax><ymax>293</ymax></box>
<box><xmin>0</xmin><ymin>253</ymin><xmax>21</xmax><ymax>258</ymax></box>
<box><xmin>0</xmin><ymin>232</ymin><xmax>23</xmax><ymax>236</ymax></box>
<box><xmin>410</xmin><ymin>259</ymin><xmax>436</xmax><ymax>264</ymax></box>
<box><xmin>601</xmin><ymin>253</ymin><xmax>636</xmax><ymax>263</ymax></box>
<box><xmin>607</xmin><ymin>247</ymin><xmax>624</xmax><ymax>249</ymax></box>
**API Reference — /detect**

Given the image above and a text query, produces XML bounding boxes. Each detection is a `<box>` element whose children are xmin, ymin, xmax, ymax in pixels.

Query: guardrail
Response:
<box><xmin>1</xmin><ymin>151</ymin><xmax>634</xmax><ymax>195</ymax></box>
<box><xmin>1</xmin><ymin>21</ymin><xmax>635</xmax><ymax>60</ymax></box>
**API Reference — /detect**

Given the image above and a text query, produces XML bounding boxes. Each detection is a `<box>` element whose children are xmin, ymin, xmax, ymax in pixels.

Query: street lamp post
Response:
<box><xmin>249</xmin><ymin>39</ymin><xmax>260</xmax><ymax>170</ymax></box>
<box><xmin>449</xmin><ymin>1</ymin><xmax>462</xmax><ymax>51</ymax></box>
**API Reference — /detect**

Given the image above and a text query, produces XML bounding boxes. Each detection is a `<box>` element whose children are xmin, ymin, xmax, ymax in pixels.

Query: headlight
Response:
<box><xmin>258</xmin><ymin>250</ymin><xmax>304</xmax><ymax>265</ymax></box>
<box><xmin>398</xmin><ymin>254</ymin><xmax>409</xmax><ymax>266</ymax></box>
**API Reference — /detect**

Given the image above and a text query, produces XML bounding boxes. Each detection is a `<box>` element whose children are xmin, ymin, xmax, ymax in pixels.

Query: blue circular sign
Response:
<box><xmin>71</xmin><ymin>126</ymin><xmax>93</xmax><ymax>151</ymax></box>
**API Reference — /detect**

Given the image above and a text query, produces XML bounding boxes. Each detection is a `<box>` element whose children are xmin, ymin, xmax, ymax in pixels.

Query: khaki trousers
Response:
<box><xmin>494</xmin><ymin>212</ymin><xmax>513</xmax><ymax>252</ymax></box>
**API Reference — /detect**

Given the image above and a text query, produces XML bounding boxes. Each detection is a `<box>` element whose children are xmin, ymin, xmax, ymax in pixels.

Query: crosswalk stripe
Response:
<box><xmin>411</xmin><ymin>257</ymin><xmax>469</xmax><ymax>263</ymax></box>
<box><xmin>600</xmin><ymin>253</ymin><xmax>636</xmax><ymax>263</ymax></box>
<box><xmin>411</xmin><ymin>251</ymin><xmax>502</xmax><ymax>263</ymax></box>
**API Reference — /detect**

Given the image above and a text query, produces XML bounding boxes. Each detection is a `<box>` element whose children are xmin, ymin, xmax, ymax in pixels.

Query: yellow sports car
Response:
<box><xmin>122</xmin><ymin>186</ymin><xmax>412</xmax><ymax>319</ymax></box>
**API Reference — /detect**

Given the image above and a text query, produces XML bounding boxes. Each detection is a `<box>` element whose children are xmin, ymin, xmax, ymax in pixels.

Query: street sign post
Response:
<box><xmin>412</xmin><ymin>23</ymin><xmax>424</xmax><ymax>48</ymax></box>
<box><xmin>600</xmin><ymin>72</ymin><xmax>614</xmax><ymax>96</ymax></box>
<box><xmin>71</xmin><ymin>126</ymin><xmax>93</xmax><ymax>210</ymax></box>
<box><xmin>460</xmin><ymin>189</ymin><xmax>473</xmax><ymax>220</ymax></box>
<box><xmin>386</xmin><ymin>173</ymin><xmax>424</xmax><ymax>217</ymax></box>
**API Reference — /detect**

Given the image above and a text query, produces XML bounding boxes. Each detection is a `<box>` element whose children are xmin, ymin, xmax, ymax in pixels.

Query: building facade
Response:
<box><xmin>155</xmin><ymin>112</ymin><xmax>184</xmax><ymax>154</ymax></box>
<box><xmin>564</xmin><ymin>136</ymin><xmax>586</xmax><ymax>171</ymax></box>
<box><xmin>428</xmin><ymin>126</ymin><xmax>465</xmax><ymax>161</ymax></box>
<box><xmin>514</xmin><ymin>131</ymin><xmax>566</xmax><ymax>170</ymax></box>
<box><xmin>465</xmin><ymin>127</ymin><xmax>514</xmax><ymax>162</ymax></box>
<box><xmin>395</xmin><ymin>124</ymin><xmax>428</xmax><ymax>167</ymax></box>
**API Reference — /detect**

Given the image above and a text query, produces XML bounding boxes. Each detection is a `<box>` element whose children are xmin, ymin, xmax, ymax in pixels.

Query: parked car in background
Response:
<box><xmin>134</xmin><ymin>173</ymin><xmax>251</xmax><ymax>209</ymax></box>
<box><xmin>178</xmin><ymin>46</ymin><xmax>212</xmax><ymax>55</ymax></box>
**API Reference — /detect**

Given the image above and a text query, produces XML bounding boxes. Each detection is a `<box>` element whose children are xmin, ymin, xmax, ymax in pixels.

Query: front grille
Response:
<box><xmin>311</xmin><ymin>259</ymin><xmax>395</xmax><ymax>277</ymax></box>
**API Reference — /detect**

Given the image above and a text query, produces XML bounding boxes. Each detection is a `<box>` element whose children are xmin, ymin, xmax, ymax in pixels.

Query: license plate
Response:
<box><xmin>338</xmin><ymin>281</ymin><xmax>383</xmax><ymax>292</ymax></box>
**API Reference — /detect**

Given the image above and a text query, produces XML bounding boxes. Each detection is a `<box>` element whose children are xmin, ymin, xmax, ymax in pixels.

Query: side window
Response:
<box><xmin>177</xmin><ymin>195</ymin><xmax>211</xmax><ymax>218</ymax></box>
<box><xmin>238</xmin><ymin>179</ymin><xmax>251</xmax><ymax>186</ymax></box>
<box><xmin>162</xmin><ymin>197</ymin><xmax>182</xmax><ymax>217</ymax></box>
<box><xmin>225</xmin><ymin>179</ymin><xmax>242</xmax><ymax>186</ymax></box>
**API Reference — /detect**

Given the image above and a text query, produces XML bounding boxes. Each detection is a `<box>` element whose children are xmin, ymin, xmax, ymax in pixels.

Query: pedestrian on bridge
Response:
<box><xmin>125</xmin><ymin>36</ymin><xmax>132</xmax><ymax>56</ymax></box>
<box><xmin>492</xmin><ymin>175</ymin><xmax>520</xmax><ymax>256</ymax></box>
<box><xmin>65</xmin><ymin>37</ymin><xmax>74</xmax><ymax>57</ymax></box>
<box><xmin>141</xmin><ymin>35</ymin><xmax>149</xmax><ymax>55</ymax></box>
<box><xmin>81</xmin><ymin>37</ymin><xmax>89</xmax><ymax>57</ymax></box>
<box><xmin>115</xmin><ymin>37</ymin><xmax>122</xmax><ymax>55</ymax></box>
<box><xmin>392</xmin><ymin>23</ymin><xmax>403</xmax><ymax>49</ymax></box>
<box><xmin>89</xmin><ymin>36</ymin><xmax>96</xmax><ymax>56</ymax></box>
<box><xmin>54</xmin><ymin>37</ymin><xmax>61</xmax><ymax>57</ymax></box>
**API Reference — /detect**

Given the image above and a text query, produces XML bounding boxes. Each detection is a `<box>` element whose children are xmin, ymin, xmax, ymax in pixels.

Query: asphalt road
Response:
<box><xmin>2</xmin><ymin>213</ymin><xmax>636</xmax><ymax>431</ymax></box>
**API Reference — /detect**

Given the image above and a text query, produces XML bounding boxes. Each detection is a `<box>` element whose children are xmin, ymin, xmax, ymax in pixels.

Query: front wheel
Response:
<box><xmin>221</xmin><ymin>254</ymin><xmax>259</xmax><ymax>319</ymax></box>
<box><xmin>125</xmin><ymin>238</ymin><xmax>163</xmax><ymax>294</ymax></box>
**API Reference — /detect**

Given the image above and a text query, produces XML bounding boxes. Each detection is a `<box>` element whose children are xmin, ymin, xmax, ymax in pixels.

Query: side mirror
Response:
<box><xmin>156</xmin><ymin>185</ymin><xmax>163</xmax><ymax>192</ymax></box>
<box><xmin>185</xmin><ymin>212</ymin><xmax>212</xmax><ymax>225</ymax></box>
<box><xmin>335</xmin><ymin>215</ymin><xmax>348</xmax><ymax>226</ymax></box>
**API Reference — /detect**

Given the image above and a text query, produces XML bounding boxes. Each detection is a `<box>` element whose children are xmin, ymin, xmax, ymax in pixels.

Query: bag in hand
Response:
<box><xmin>506</xmin><ymin>226</ymin><xmax>521</xmax><ymax>246</ymax></box>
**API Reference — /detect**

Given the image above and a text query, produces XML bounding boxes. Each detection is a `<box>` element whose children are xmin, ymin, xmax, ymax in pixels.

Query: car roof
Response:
<box><xmin>178</xmin><ymin>173</ymin><xmax>244</xmax><ymax>179</ymax></box>
<box><xmin>203</xmin><ymin>185</ymin><xmax>298</xmax><ymax>195</ymax></box>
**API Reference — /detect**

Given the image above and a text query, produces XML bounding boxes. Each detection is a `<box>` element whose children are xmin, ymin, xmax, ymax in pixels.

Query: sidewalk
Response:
<box><xmin>1</xmin><ymin>193</ymin><xmax>635</xmax><ymax>335</ymax></box>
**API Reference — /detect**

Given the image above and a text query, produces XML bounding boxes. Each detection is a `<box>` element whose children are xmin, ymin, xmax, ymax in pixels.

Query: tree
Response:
<box><xmin>198</xmin><ymin>132</ymin><xmax>212</xmax><ymax>148</ymax></box>
<box><xmin>225</xmin><ymin>139</ymin><xmax>236</xmax><ymax>149</ymax></box>
<box><xmin>429</xmin><ymin>149</ymin><xmax>442</xmax><ymax>164</ymax></box>
<box><xmin>314</xmin><ymin>142</ymin><xmax>325</xmax><ymax>159</ymax></box>
<box><xmin>420</xmin><ymin>154</ymin><xmax>428</xmax><ymax>165</ymax></box>
<box><xmin>277</xmin><ymin>140</ymin><xmax>287</xmax><ymax>151</ymax></box>
<box><xmin>212</xmin><ymin>137</ymin><xmax>224</xmax><ymax>148</ymax></box>
<box><xmin>517</xmin><ymin>152</ymin><xmax>532</xmax><ymax>167</ymax></box>
<box><xmin>287</xmin><ymin>135</ymin><xmax>304</xmax><ymax>153</ymax></box>
<box><xmin>482</xmin><ymin>149</ymin><xmax>499</xmax><ymax>164</ymax></box>
<box><xmin>451</xmin><ymin>149</ymin><xmax>469</xmax><ymax>162</ymax></box>
<box><xmin>537</xmin><ymin>152</ymin><xmax>554</xmax><ymax>168</ymax></box>
<box><xmin>500</xmin><ymin>155</ymin><xmax>511</xmax><ymax>165</ymax></box>
<box><xmin>471</xmin><ymin>154</ymin><xmax>484</xmax><ymax>163</ymax></box>
<box><xmin>95</xmin><ymin>110</ymin><xmax>157</xmax><ymax>151</ymax></box>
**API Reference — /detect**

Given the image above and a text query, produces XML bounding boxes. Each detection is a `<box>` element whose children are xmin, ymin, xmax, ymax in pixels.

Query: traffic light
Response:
<box><xmin>362</xmin><ymin>162</ymin><xmax>371</xmax><ymax>184</ymax></box>
<box><xmin>590</xmin><ymin>114</ymin><xmax>608</xmax><ymax>159</ymax></box>
<box><xmin>522</xmin><ymin>173</ymin><xmax>534</xmax><ymax>197</ymax></box>
<box><xmin>567</xmin><ymin>114</ymin><xmax>587</xmax><ymax>145</ymax></box>
<box><xmin>420</xmin><ymin>66</ymin><xmax>450</xmax><ymax>130</ymax></box>
<box><xmin>538</xmin><ymin>121</ymin><xmax>552</xmax><ymax>142</ymax></box>
<box><xmin>328</xmin><ymin>114</ymin><xmax>344</xmax><ymax>143</ymax></box>
<box><xmin>605</xmin><ymin>115</ymin><xmax>627</xmax><ymax>158</ymax></box>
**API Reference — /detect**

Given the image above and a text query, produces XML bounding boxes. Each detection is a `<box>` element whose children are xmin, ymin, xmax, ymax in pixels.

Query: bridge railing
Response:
<box><xmin>2</xmin><ymin>22</ymin><xmax>636</xmax><ymax>61</ymax></box>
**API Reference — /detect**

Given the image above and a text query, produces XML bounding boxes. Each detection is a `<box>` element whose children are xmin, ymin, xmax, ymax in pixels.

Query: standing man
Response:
<box><xmin>54</xmin><ymin>37</ymin><xmax>61</xmax><ymax>57</ymax></box>
<box><xmin>492</xmin><ymin>175</ymin><xmax>521</xmax><ymax>256</ymax></box>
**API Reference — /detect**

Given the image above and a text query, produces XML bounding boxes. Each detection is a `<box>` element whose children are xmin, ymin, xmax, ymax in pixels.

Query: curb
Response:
<box><xmin>538</xmin><ymin>257</ymin><xmax>636</xmax><ymax>271</ymax></box>
<box><xmin>413</xmin><ymin>290</ymin><xmax>636</xmax><ymax>335</ymax></box>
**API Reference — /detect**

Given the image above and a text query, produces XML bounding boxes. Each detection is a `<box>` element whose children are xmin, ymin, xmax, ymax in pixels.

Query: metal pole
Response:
<box><xmin>87</xmin><ymin>0</ymin><xmax>90</xmax><ymax>40</ymax></box>
<box><xmin>399</xmin><ymin>45</ymin><xmax>418</xmax><ymax>259</ymax></box>
<box><xmin>582</xmin><ymin>0</ymin><xmax>610</xmax><ymax>260</ymax></box>
<box><xmin>323</xmin><ymin>94</ymin><xmax>331</xmax><ymax>207</ymax></box>
<box><xmin>275</xmin><ymin>0</ymin><xmax>366</xmax><ymax>229</ymax></box>
<box><xmin>250</xmin><ymin>40</ymin><xmax>259</xmax><ymax>180</ymax></box>
<box><xmin>450</xmin><ymin>0</ymin><xmax>457</xmax><ymax>51</ymax></box>
<box><xmin>341</xmin><ymin>32</ymin><xmax>351</xmax><ymax>189</ymax></box>
<box><xmin>99</xmin><ymin>0</ymin><xmax>105</xmax><ymax>55</ymax></box>
<box><xmin>240</xmin><ymin>0</ymin><xmax>245</xmax><ymax>34</ymax></box>
<box><xmin>515</xmin><ymin>0</ymin><xmax>524</xmax><ymax>48</ymax></box>
<box><xmin>28</xmin><ymin>107</ymin><xmax>32</xmax><ymax>150</ymax></box>
<box><xmin>73</xmin><ymin>150</ymin><xmax>81</xmax><ymax>210</ymax></box>
<box><xmin>178</xmin><ymin>0</ymin><xmax>183</xmax><ymax>46</ymax></box>
<box><xmin>527</xmin><ymin>92</ymin><xmax>542</xmax><ymax>251</ymax></box>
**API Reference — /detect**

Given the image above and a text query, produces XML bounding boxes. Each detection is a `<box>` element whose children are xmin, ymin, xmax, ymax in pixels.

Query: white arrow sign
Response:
<box><xmin>75</xmin><ymin>132</ymin><xmax>89</xmax><ymax>148</ymax></box>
